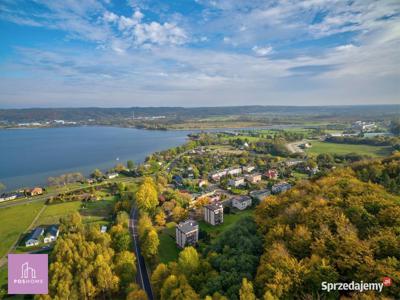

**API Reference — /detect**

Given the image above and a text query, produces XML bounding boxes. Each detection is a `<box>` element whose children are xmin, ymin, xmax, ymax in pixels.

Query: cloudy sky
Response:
<box><xmin>0</xmin><ymin>0</ymin><xmax>399</xmax><ymax>108</ymax></box>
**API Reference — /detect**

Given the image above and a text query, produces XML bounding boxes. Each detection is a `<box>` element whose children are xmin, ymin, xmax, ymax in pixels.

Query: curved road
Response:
<box><xmin>130</xmin><ymin>206</ymin><xmax>154</xmax><ymax>300</ymax></box>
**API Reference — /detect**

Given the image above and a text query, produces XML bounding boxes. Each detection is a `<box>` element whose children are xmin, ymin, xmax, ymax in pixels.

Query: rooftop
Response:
<box><xmin>232</xmin><ymin>195</ymin><xmax>252</xmax><ymax>203</ymax></box>
<box><xmin>47</xmin><ymin>225</ymin><xmax>59</xmax><ymax>237</ymax></box>
<box><xmin>29</xmin><ymin>227</ymin><xmax>44</xmax><ymax>240</ymax></box>
<box><xmin>205</xmin><ymin>202</ymin><xmax>223</xmax><ymax>211</ymax></box>
<box><xmin>177</xmin><ymin>220</ymin><xmax>198</xmax><ymax>233</ymax></box>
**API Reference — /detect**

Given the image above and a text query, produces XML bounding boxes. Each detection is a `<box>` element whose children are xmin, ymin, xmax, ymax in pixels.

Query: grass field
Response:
<box><xmin>0</xmin><ymin>201</ymin><xmax>45</xmax><ymax>258</ymax></box>
<box><xmin>35</xmin><ymin>196</ymin><xmax>116</xmax><ymax>227</ymax></box>
<box><xmin>35</xmin><ymin>201</ymin><xmax>82</xmax><ymax>225</ymax></box>
<box><xmin>158</xmin><ymin>222</ymin><xmax>180</xmax><ymax>263</ymax></box>
<box><xmin>199</xmin><ymin>209</ymin><xmax>254</xmax><ymax>237</ymax></box>
<box><xmin>306</xmin><ymin>141</ymin><xmax>392</xmax><ymax>157</ymax></box>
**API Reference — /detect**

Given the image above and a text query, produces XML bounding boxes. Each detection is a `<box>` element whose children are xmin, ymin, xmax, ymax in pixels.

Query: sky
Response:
<box><xmin>0</xmin><ymin>0</ymin><xmax>399</xmax><ymax>108</ymax></box>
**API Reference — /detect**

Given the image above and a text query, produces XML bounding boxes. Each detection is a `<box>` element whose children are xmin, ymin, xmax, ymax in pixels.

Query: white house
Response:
<box><xmin>176</xmin><ymin>220</ymin><xmax>199</xmax><ymax>248</ymax></box>
<box><xmin>242</xmin><ymin>165</ymin><xmax>255</xmax><ymax>173</ymax></box>
<box><xmin>227</xmin><ymin>167</ymin><xmax>242</xmax><ymax>176</ymax></box>
<box><xmin>228</xmin><ymin>177</ymin><xmax>245</xmax><ymax>187</ymax></box>
<box><xmin>232</xmin><ymin>196</ymin><xmax>252</xmax><ymax>210</ymax></box>
<box><xmin>245</xmin><ymin>173</ymin><xmax>262</xmax><ymax>184</ymax></box>
<box><xmin>100</xmin><ymin>225</ymin><xmax>108</xmax><ymax>233</ymax></box>
<box><xmin>204</xmin><ymin>202</ymin><xmax>224</xmax><ymax>226</ymax></box>
<box><xmin>210</xmin><ymin>170</ymin><xmax>228</xmax><ymax>181</ymax></box>
<box><xmin>44</xmin><ymin>225</ymin><xmax>59</xmax><ymax>243</ymax></box>
<box><xmin>0</xmin><ymin>193</ymin><xmax>18</xmax><ymax>202</ymax></box>
<box><xmin>107</xmin><ymin>172</ymin><xmax>119</xmax><ymax>179</ymax></box>
<box><xmin>25</xmin><ymin>227</ymin><xmax>44</xmax><ymax>247</ymax></box>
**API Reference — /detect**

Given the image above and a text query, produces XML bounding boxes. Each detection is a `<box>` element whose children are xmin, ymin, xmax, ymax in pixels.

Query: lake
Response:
<box><xmin>0</xmin><ymin>126</ymin><xmax>190</xmax><ymax>191</ymax></box>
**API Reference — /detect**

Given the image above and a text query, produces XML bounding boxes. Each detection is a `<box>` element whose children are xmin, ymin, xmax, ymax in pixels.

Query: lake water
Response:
<box><xmin>0</xmin><ymin>127</ymin><xmax>190</xmax><ymax>191</ymax></box>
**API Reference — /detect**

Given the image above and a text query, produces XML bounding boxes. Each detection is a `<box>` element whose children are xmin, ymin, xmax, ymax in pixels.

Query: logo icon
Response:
<box><xmin>8</xmin><ymin>254</ymin><xmax>48</xmax><ymax>294</ymax></box>
<box><xmin>382</xmin><ymin>277</ymin><xmax>392</xmax><ymax>287</ymax></box>
<box><xmin>21</xmin><ymin>262</ymin><xmax>36</xmax><ymax>279</ymax></box>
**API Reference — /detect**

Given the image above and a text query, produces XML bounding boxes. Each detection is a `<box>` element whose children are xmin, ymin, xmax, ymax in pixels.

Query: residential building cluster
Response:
<box><xmin>25</xmin><ymin>225</ymin><xmax>59</xmax><ymax>247</ymax></box>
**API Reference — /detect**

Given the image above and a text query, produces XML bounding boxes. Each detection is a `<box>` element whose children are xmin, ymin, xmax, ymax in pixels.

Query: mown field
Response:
<box><xmin>306</xmin><ymin>141</ymin><xmax>392</xmax><ymax>157</ymax></box>
<box><xmin>199</xmin><ymin>208</ymin><xmax>254</xmax><ymax>237</ymax></box>
<box><xmin>35</xmin><ymin>195</ymin><xmax>116</xmax><ymax>227</ymax></box>
<box><xmin>158</xmin><ymin>222</ymin><xmax>180</xmax><ymax>263</ymax></box>
<box><xmin>0</xmin><ymin>200</ymin><xmax>45</xmax><ymax>258</ymax></box>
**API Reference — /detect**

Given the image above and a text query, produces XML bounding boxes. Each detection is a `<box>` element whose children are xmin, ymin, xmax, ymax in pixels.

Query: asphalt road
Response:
<box><xmin>130</xmin><ymin>206</ymin><xmax>154</xmax><ymax>300</ymax></box>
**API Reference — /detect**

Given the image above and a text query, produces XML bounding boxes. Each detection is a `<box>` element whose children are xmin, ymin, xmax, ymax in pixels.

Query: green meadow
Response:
<box><xmin>0</xmin><ymin>200</ymin><xmax>45</xmax><ymax>258</ymax></box>
<box><xmin>306</xmin><ymin>141</ymin><xmax>392</xmax><ymax>157</ymax></box>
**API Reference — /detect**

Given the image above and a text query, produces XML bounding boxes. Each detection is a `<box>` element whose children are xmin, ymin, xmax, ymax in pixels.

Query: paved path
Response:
<box><xmin>130</xmin><ymin>207</ymin><xmax>154</xmax><ymax>300</ymax></box>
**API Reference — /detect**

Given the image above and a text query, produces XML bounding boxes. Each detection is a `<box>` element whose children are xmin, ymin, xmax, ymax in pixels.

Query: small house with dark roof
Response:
<box><xmin>176</xmin><ymin>220</ymin><xmax>199</xmax><ymax>248</ymax></box>
<box><xmin>44</xmin><ymin>225</ymin><xmax>59</xmax><ymax>243</ymax></box>
<box><xmin>25</xmin><ymin>227</ymin><xmax>44</xmax><ymax>247</ymax></box>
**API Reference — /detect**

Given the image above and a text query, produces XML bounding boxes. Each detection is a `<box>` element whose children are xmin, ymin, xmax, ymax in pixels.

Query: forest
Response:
<box><xmin>255</xmin><ymin>157</ymin><xmax>400</xmax><ymax>299</ymax></box>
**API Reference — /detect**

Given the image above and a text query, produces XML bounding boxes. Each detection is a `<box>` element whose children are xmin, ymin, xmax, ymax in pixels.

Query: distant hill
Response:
<box><xmin>0</xmin><ymin>105</ymin><xmax>399</xmax><ymax>122</ymax></box>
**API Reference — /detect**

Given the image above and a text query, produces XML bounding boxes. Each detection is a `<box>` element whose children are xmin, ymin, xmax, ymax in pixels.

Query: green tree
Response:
<box><xmin>91</xmin><ymin>168</ymin><xmax>103</xmax><ymax>179</ymax></box>
<box><xmin>178</xmin><ymin>247</ymin><xmax>199</xmax><ymax>276</ymax></box>
<box><xmin>136</xmin><ymin>177</ymin><xmax>159</xmax><ymax>213</ymax></box>
<box><xmin>239</xmin><ymin>278</ymin><xmax>256</xmax><ymax>300</ymax></box>
<box><xmin>160</xmin><ymin>275</ymin><xmax>199</xmax><ymax>300</ymax></box>
<box><xmin>138</xmin><ymin>214</ymin><xmax>153</xmax><ymax>241</ymax></box>
<box><xmin>151</xmin><ymin>263</ymin><xmax>170</xmax><ymax>298</ymax></box>
<box><xmin>142</xmin><ymin>229</ymin><xmax>159</xmax><ymax>260</ymax></box>
<box><xmin>0</xmin><ymin>182</ymin><xmax>5</xmax><ymax>192</ymax></box>
<box><xmin>115</xmin><ymin>251</ymin><xmax>136</xmax><ymax>290</ymax></box>
<box><xmin>116</xmin><ymin>211</ymin><xmax>130</xmax><ymax>228</ymax></box>
<box><xmin>155</xmin><ymin>211</ymin><xmax>166</xmax><ymax>226</ymax></box>
<box><xmin>94</xmin><ymin>254</ymin><xmax>119</xmax><ymax>296</ymax></box>
<box><xmin>110</xmin><ymin>224</ymin><xmax>132</xmax><ymax>252</ymax></box>
<box><xmin>127</xmin><ymin>160</ymin><xmax>135</xmax><ymax>170</ymax></box>
<box><xmin>59</xmin><ymin>212</ymin><xmax>83</xmax><ymax>233</ymax></box>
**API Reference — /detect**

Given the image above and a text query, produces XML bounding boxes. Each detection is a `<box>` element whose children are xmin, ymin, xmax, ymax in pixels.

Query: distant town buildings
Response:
<box><xmin>107</xmin><ymin>172</ymin><xmax>119</xmax><ymax>179</ymax></box>
<box><xmin>265</xmin><ymin>169</ymin><xmax>279</xmax><ymax>180</ymax></box>
<box><xmin>204</xmin><ymin>202</ymin><xmax>224</xmax><ymax>226</ymax></box>
<box><xmin>245</xmin><ymin>173</ymin><xmax>262</xmax><ymax>184</ymax></box>
<box><xmin>250</xmin><ymin>189</ymin><xmax>271</xmax><ymax>202</ymax></box>
<box><xmin>210</xmin><ymin>166</ymin><xmax>244</xmax><ymax>181</ymax></box>
<box><xmin>285</xmin><ymin>159</ymin><xmax>304</xmax><ymax>167</ymax></box>
<box><xmin>242</xmin><ymin>165</ymin><xmax>255</xmax><ymax>173</ymax></box>
<box><xmin>272</xmin><ymin>182</ymin><xmax>292</xmax><ymax>194</ymax></box>
<box><xmin>232</xmin><ymin>196</ymin><xmax>252</xmax><ymax>210</ymax></box>
<box><xmin>352</xmin><ymin>121</ymin><xmax>376</xmax><ymax>131</ymax></box>
<box><xmin>26</xmin><ymin>187</ymin><xmax>43</xmax><ymax>197</ymax></box>
<box><xmin>228</xmin><ymin>177</ymin><xmax>245</xmax><ymax>187</ymax></box>
<box><xmin>0</xmin><ymin>193</ymin><xmax>18</xmax><ymax>202</ymax></box>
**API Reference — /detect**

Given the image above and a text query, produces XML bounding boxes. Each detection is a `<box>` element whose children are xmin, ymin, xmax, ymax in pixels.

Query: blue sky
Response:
<box><xmin>0</xmin><ymin>0</ymin><xmax>399</xmax><ymax>107</ymax></box>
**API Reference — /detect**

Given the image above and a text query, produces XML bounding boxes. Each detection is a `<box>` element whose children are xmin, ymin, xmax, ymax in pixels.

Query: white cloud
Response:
<box><xmin>252</xmin><ymin>46</ymin><xmax>273</xmax><ymax>56</ymax></box>
<box><xmin>0</xmin><ymin>0</ymin><xmax>399</xmax><ymax>106</ymax></box>
<box><xmin>134</xmin><ymin>22</ymin><xmax>187</xmax><ymax>45</ymax></box>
